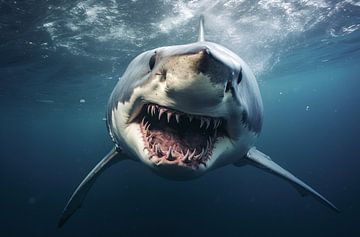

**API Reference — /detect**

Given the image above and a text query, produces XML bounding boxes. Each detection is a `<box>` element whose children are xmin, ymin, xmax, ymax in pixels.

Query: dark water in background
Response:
<box><xmin>0</xmin><ymin>0</ymin><xmax>360</xmax><ymax>236</ymax></box>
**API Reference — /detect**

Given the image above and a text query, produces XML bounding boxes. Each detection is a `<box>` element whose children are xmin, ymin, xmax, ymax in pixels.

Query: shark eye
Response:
<box><xmin>237</xmin><ymin>68</ymin><xmax>243</xmax><ymax>84</ymax></box>
<box><xmin>149</xmin><ymin>54</ymin><xmax>156</xmax><ymax>70</ymax></box>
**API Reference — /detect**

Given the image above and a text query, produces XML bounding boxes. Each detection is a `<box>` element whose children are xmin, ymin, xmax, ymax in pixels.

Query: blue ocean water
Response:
<box><xmin>0</xmin><ymin>0</ymin><xmax>359</xmax><ymax>236</ymax></box>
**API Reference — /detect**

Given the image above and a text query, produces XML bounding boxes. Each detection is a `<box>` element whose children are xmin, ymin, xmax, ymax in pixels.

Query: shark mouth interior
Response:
<box><xmin>134</xmin><ymin>103</ymin><xmax>227</xmax><ymax>169</ymax></box>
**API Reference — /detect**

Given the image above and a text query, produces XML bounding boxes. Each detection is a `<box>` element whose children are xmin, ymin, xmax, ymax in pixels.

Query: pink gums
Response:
<box><xmin>138</xmin><ymin>104</ymin><xmax>224</xmax><ymax>169</ymax></box>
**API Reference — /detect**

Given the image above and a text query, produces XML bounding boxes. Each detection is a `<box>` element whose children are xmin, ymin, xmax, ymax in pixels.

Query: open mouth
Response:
<box><xmin>133</xmin><ymin>103</ymin><xmax>227</xmax><ymax>169</ymax></box>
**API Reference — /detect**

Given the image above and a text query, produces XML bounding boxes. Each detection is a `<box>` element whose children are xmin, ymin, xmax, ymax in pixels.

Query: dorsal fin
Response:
<box><xmin>198</xmin><ymin>15</ymin><xmax>205</xmax><ymax>42</ymax></box>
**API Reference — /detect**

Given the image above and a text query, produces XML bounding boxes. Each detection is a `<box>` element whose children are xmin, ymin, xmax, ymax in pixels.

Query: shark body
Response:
<box><xmin>58</xmin><ymin>16</ymin><xmax>338</xmax><ymax>228</ymax></box>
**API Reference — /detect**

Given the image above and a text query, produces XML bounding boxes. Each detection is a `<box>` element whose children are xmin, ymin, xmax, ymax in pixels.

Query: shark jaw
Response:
<box><xmin>131</xmin><ymin>103</ymin><xmax>228</xmax><ymax>170</ymax></box>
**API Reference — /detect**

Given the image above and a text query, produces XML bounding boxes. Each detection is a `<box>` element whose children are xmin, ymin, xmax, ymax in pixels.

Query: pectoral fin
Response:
<box><xmin>58</xmin><ymin>147</ymin><xmax>128</xmax><ymax>228</ymax></box>
<box><xmin>237</xmin><ymin>147</ymin><xmax>339</xmax><ymax>212</ymax></box>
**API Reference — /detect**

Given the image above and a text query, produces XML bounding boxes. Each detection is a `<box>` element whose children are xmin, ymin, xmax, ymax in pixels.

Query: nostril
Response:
<box><xmin>164</xmin><ymin>69</ymin><xmax>167</xmax><ymax>79</ymax></box>
<box><xmin>159</xmin><ymin>69</ymin><xmax>167</xmax><ymax>82</ymax></box>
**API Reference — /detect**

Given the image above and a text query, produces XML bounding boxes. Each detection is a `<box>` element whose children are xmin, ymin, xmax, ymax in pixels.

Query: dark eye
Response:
<box><xmin>149</xmin><ymin>54</ymin><xmax>156</xmax><ymax>70</ymax></box>
<box><xmin>237</xmin><ymin>68</ymin><xmax>243</xmax><ymax>84</ymax></box>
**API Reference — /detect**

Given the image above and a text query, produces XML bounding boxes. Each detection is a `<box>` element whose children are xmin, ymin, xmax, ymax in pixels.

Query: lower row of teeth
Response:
<box><xmin>141</xmin><ymin>118</ymin><xmax>209</xmax><ymax>166</ymax></box>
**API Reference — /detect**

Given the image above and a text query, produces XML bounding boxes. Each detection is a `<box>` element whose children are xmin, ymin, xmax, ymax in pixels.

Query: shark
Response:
<box><xmin>58</xmin><ymin>16</ymin><xmax>338</xmax><ymax>227</ymax></box>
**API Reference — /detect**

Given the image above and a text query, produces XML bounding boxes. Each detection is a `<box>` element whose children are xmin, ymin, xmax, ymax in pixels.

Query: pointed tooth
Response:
<box><xmin>155</xmin><ymin>144</ymin><xmax>160</xmax><ymax>156</ymax></box>
<box><xmin>188</xmin><ymin>115</ymin><xmax>193</xmax><ymax>122</ymax></box>
<box><xmin>166</xmin><ymin>146</ymin><xmax>173</xmax><ymax>160</ymax></box>
<box><xmin>157</xmin><ymin>144</ymin><xmax>164</xmax><ymax>156</ymax></box>
<box><xmin>158</xmin><ymin>108</ymin><xmax>165</xmax><ymax>120</ymax></box>
<box><xmin>151</xmin><ymin>106</ymin><xmax>156</xmax><ymax>116</ymax></box>
<box><xmin>194</xmin><ymin>148</ymin><xmax>204</xmax><ymax>159</ymax></box>
<box><xmin>189</xmin><ymin>149</ymin><xmax>196</xmax><ymax>160</ymax></box>
<box><xmin>213</xmin><ymin>119</ymin><xmax>218</xmax><ymax>129</ymax></box>
<box><xmin>205</xmin><ymin>118</ymin><xmax>210</xmax><ymax>129</ymax></box>
<box><xmin>156</xmin><ymin>159</ymin><xmax>164</xmax><ymax>165</ymax></box>
<box><xmin>145</xmin><ymin>121</ymin><xmax>150</xmax><ymax>130</ymax></box>
<box><xmin>175</xmin><ymin>114</ymin><xmax>180</xmax><ymax>123</ymax></box>
<box><xmin>200</xmin><ymin>118</ymin><xmax>204</xmax><ymax>128</ymax></box>
<box><xmin>213</xmin><ymin>119</ymin><xmax>217</xmax><ymax>129</ymax></box>
<box><xmin>181</xmin><ymin>149</ymin><xmax>190</xmax><ymax>161</ymax></box>
<box><xmin>216</xmin><ymin>119</ymin><xmax>221</xmax><ymax>129</ymax></box>
<box><xmin>141</xmin><ymin>117</ymin><xmax>145</xmax><ymax>126</ymax></box>
<box><xmin>167</xmin><ymin>112</ymin><xmax>172</xmax><ymax>123</ymax></box>
<box><xmin>147</xmin><ymin>105</ymin><xmax>151</xmax><ymax>114</ymax></box>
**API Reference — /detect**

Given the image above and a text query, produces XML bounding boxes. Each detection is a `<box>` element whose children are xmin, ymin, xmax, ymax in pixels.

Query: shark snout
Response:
<box><xmin>197</xmin><ymin>47</ymin><xmax>243</xmax><ymax>97</ymax></box>
<box><xmin>159</xmin><ymin>46</ymin><xmax>241</xmax><ymax>112</ymax></box>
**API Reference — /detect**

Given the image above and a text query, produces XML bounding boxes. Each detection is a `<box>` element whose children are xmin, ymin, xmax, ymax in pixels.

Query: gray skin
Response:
<box><xmin>58</xmin><ymin>17</ymin><xmax>339</xmax><ymax>228</ymax></box>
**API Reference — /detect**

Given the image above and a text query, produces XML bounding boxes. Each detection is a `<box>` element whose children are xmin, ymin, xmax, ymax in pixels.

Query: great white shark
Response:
<box><xmin>58</xmin><ymin>16</ymin><xmax>338</xmax><ymax>227</ymax></box>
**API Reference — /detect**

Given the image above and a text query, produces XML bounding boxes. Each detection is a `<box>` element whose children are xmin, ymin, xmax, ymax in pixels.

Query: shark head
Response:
<box><xmin>107</xmin><ymin>18</ymin><xmax>263</xmax><ymax>179</ymax></box>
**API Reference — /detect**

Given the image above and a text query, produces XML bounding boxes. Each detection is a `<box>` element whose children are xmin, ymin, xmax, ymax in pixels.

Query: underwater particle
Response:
<box><xmin>305</xmin><ymin>105</ymin><xmax>310</xmax><ymax>111</ymax></box>
<box><xmin>279</xmin><ymin>91</ymin><xmax>283</xmax><ymax>95</ymax></box>
<box><xmin>37</xmin><ymin>99</ymin><xmax>54</xmax><ymax>103</ymax></box>
<box><xmin>102</xmin><ymin>117</ymin><xmax>107</xmax><ymax>121</ymax></box>
<box><xmin>80</xmin><ymin>99</ymin><xmax>86</xmax><ymax>103</ymax></box>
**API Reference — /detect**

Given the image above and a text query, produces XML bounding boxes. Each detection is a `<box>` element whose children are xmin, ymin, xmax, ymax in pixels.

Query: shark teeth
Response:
<box><xmin>175</xmin><ymin>114</ymin><xmax>180</xmax><ymax>123</ymax></box>
<box><xmin>181</xmin><ymin>149</ymin><xmax>190</xmax><ymax>162</ymax></box>
<box><xmin>140</xmin><ymin>103</ymin><xmax>225</xmax><ymax>169</ymax></box>
<box><xmin>158</xmin><ymin>108</ymin><xmax>165</xmax><ymax>120</ymax></box>
<box><xmin>167</xmin><ymin>111</ymin><xmax>172</xmax><ymax>123</ymax></box>
<box><xmin>145</xmin><ymin>103</ymin><xmax>223</xmax><ymax>130</ymax></box>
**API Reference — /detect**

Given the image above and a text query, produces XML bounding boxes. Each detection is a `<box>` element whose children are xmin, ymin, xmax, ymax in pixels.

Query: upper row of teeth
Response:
<box><xmin>146</xmin><ymin>104</ymin><xmax>222</xmax><ymax>129</ymax></box>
